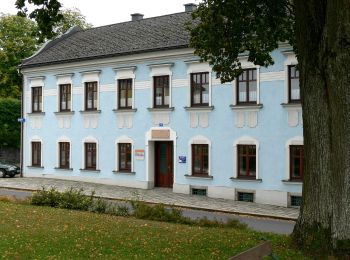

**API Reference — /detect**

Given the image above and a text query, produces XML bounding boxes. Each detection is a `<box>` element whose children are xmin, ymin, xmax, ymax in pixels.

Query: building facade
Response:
<box><xmin>20</xmin><ymin>6</ymin><xmax>303</xmax><ymax>207</ymax></box>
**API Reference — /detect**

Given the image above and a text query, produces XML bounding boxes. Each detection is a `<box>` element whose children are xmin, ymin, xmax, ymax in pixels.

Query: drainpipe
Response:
<box><xmin>18</xmin><ymin>67</ymin><xmax>24</xmax><ymax>178</ymax></box>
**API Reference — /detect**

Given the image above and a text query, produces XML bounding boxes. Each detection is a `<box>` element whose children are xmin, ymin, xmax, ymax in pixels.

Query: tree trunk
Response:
<box><xmin>293</xmin><ymin>0</ymin><xmax>350</xmax><ymax>255</ymax></box>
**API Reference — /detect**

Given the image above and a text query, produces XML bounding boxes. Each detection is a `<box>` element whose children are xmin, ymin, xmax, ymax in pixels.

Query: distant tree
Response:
<box><xmin>15</xmin><ymin>0</ymin><xmax>63</xmax><ymax>42</ymax></box>
<box><xmin>0</xmin><ymin>14</ymin><xmax>38</xmax><ymax>99</ymax></box>
<box><xmin>189</xmin><ymin>0</ymin><xmax>350</xmax><ymax>256</ymax></box>
<box><xmin>0</xmin><ymin>98</ymin><xmax>21</xmax><ymax>148</ymax></box>
<box><xmin>54</xmin><ymin>8</ymin><xmax>92</xmax><ymax>36</ymax></box>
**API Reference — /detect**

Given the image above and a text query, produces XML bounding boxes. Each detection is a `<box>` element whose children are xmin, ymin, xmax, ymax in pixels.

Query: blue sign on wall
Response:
<box><xmin>178</xmin><ymin>156</ymin><xmax>186</xmax><ymax>163</ymax></box>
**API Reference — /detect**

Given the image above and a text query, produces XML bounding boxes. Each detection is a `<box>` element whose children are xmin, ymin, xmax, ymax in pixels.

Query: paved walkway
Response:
<box><xmin>0</xmin><ymin>177</ymin><xmax>299</xmax><ymax>220</ymax></box>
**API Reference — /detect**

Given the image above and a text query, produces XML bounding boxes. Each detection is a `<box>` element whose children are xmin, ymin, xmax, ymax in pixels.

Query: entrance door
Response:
<box><xmin>155</xmin><ymin>141</ymin><xmax>173</xmax><ymax>187</ymax></box>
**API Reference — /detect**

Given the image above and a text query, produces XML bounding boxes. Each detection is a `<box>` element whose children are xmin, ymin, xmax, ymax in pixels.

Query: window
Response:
<box><xmin>59</xmin><ymin>84</ymin><xmax>71</xmax><ymax>111</ymax></box>
<box><xmin>118</xmin><ymin>143</ymin><xmax>132</xmax><ymax>171</ymax></box>
<box><xmin>237</xmin><ymin>145</ymin><xmax>256</xmax><ymax>178</ymax></box>
<box><xmin>32</xmin><ymin>142</ymin><xmax>41</xmax><ymax>166</ymax></box>
<box><xmin>191</xmin><ymin>72</ymin><xmax>209</xmax><ymax>106</ymax></box>
<box><xmin>236</xmin><ymin>69</ymin><xmax>257</xmax><ymax>104</ymax></box>
<box><xmin>154</xmin><ymin>76</ymin><xmax>169</xmax><ymax>107</ymax></box>
<box><xmin>85</xmin><ymin>143</ymin><xmax>96</xmax><ymax>170</ymax></box>
<box><xmin>288</xmin><ymin>65</ymin><xmax>300</xmax><ymax>102</ymax></box>
<box><xmin>85</xmin><ymin>82</ymin><xmax>98</xmax><ymax>110</ymax></box>
<box><xmin>291</xmin><ymin>195</ymin><xmax>302</xmax><ymax>207</ymax></box>
<box><xmin>290</xmin><ymin>145</ymin><xmax>303</xmax><ymax>180</ymax></box>
<box><xmin>59</xmin><ymin>142</ymin><xmax>70</xmax><ymax>169</ymax></box>
<box><xmin>237</xmin><ymin>192</ymin><xmax>254</xmax><ymax>202</ymax></box>
<box><xmin>192</xmin><ymin>144</ymin><xmax>209</xmax><ymax>175</ymax></box>
<box><xmin>32</xmin><ymin>87</ymin><xmax>42</xmax><ymax>112</ymax></box>
<box><xmin>191</xmin><ymin>188</ymin><xmax>207</xmax><ymax>196</ymax></box>
<box><xmin>118</xmin><ymin>79</ymin><xmax>132</xmax><ymax>109</ymax></box>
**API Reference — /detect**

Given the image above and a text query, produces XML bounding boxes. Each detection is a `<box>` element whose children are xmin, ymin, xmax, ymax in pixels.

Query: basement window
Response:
<box><xmin>191</xmin><ymin>188</ymin><xmax>207</xmax><ymax>196</ymax></box>
<box><xmin>291</xmin><ymin>195</ymin><xmax>302</xmax><ymax>207</ymax></box>
<box><xmin>237</xmin><ymin>192</ymin><xmax>254</xmax><ymax>202</ymax></box>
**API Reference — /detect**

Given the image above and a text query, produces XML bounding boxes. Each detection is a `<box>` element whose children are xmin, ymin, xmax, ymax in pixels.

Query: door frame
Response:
<box><xmin>154</xmin><ymin>141</ymin><xmax>173</xmax><ymax>188</ymax></box>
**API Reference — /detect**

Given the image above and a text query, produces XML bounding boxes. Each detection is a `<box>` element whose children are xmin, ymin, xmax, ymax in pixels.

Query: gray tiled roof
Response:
<box><xmin>21</xmin><ymin>12</ymin><xmax>193</xmax><ymax>68</ymax></box>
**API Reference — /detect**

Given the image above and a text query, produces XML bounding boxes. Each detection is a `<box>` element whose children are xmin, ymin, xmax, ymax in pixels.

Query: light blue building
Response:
<box><xmin>20</xmin><ymin>4</ymin><xmax>303</xmax><ymax>207</ymax></box>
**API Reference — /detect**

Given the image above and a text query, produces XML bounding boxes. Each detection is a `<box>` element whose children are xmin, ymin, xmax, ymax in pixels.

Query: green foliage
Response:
<box><xmin>0</xmin><ymin>14</ymin><xmax>38</xmax><ymax>98</ymax></box>
<box><xmin>15</xmin><ymin>0</ymin><xmax>63</xmax><ymax>42</ymax></box>
<box><xmin>188</xmin><ymin>0</ymin><xmax>295</xmax><ymax>82</ymax></box>
<box><xmin>31</xmin><ymin>187</ymin><xmax>61</xmax><ymax>207</ymax></box>
<box><xmin>54</xmin><ymin>8</ymin><xmax>92</xmax><ymax>36</ymax></box>
<box><xmin>0</xmin><ymin>98</ymin><xmax>21</xmax><ymax>148</ymax></box>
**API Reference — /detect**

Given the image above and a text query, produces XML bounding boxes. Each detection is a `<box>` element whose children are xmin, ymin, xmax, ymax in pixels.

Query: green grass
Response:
<box><xmin>0</xmin><ymin>201</ymin><xmax>308</xmax><ymax>259</ymax></box>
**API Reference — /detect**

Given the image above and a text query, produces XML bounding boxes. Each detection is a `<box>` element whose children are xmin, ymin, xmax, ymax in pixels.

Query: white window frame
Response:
<box><xmin>113</xmin><ymin>67</ymin><xmax>136</xmax><ymax>109</ymax></box>
<box><xmin>29</xmin><ymin>135</ymin><xmax>43</xmax><ymax>167</ymax></box>
<box><xmin>149</xmin><ymin>63</ymin><xmax>173</xmax><ymax>108</ymax></box>
<box><xmin>57</xmin><ymin>136</ymin><xmax>72</xmax><ymax>169</ymax></box>
<box><xmin>233</xmin><ymin>136</ymin><xmax>260</xmax><ymax>179</ymax></box>
<box><xmin>283</xmin><ymin>51</ymin><xmax>298</xmax><ymax>104</ymax></box>
<box><xmin>188</xmin><ymin>135</ymin><xmax>211</xmax><ymax>176</ymax></box>
<box><xmin>232</xmin><ymin>59</ymin><xmax>260</xmax><ymax>106</ymax></box>
<box><xmin>285</xmin><ymin>136</ymin><xmax>303</xmax><ymax>180</ymax></box>
<box><xmin>82</xmin><ymin>136</ymin><xmax>99</xmax><ymax>170</ymax></box>
<box><xmin>29</xmin><ymin>76</ymin><xmax>45</xmax><ymax>113</ymax></box>
<box><xmin>56</xmin><ymin>74</ymin><xmax>74</xmax><ymax>112</ymax></box>
<box><xmin>186</xmin><ymin>62</ymin><xmax>212</xmax><ymax>107</ymax></box>
<box><xmin>80</xmin><ymin>71</ymin><xmax>101</xmax><ymax>111</ymax></box>
<box><xmin>115</xmin><ymin>135</ymin><xmax>134</xmax><ymax>172</ymax></box>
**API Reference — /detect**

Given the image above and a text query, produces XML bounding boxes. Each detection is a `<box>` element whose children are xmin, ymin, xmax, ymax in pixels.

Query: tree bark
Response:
<box><xmin>293</xmin><ymin>0</ymin><xmax>350</xmax><ymax>255</ymax></box>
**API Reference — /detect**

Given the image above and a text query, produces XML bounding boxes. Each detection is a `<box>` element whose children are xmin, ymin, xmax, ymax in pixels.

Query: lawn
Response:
<box><xmin>0</xmin><ymin>201</ymin><xmax>308</xmax><ymax>259</ymax></box>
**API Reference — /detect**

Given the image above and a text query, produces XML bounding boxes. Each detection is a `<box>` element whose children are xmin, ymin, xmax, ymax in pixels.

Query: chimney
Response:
<box><xmin>184</xmin><ymin>3</ymin><xmax>197</xmax><ymax>12</ymax></box>
<box><xmin>131</xmin><ymin>13</ymin><xmax>144</xmax><ymax>21</ymax></box>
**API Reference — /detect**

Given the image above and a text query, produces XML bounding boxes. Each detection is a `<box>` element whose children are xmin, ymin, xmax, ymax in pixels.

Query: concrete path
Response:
<box><xmin>0</xmin><ymin>177</ymin><xmax>299</xmax><ymax>221</ymax></box>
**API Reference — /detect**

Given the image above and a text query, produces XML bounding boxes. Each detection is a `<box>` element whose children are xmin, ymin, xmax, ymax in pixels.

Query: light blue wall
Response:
<box><xmin>23</xmin><ymin>49</ymin><xmax>302</xmax><ymax>194</ymax></box>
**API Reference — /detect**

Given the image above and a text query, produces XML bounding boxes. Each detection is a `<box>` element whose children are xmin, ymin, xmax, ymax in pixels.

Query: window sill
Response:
<box><xmin>112</xmin><ymin>170</ymin><xmax>135</xmax><ymax>175</ymax></box>
<box><xmin>281</xmin><ymin>103</ymin><xmax>301</xmax><ymax>109</ymax></box>
<box><xmin>147</xmin><ymin>107</ymin><xmax>174</xmax><ymax>112</ymax></box>
<box><xmin>185</xmin><ymin>174</ymin><xmax>213</xmax><ymax>179</ymax></box>
<box><xmin>79</xmin><ymin>110</ymin><xmax>101</xmax><ymax>114</ymax></box>
<box><xmin>54</xmin><ymin>167</ymin><xmax>73</xmax><ymax>171</ymax></box>
<box><xmin>27</xmin><ymin>166</ymin><xmax>44</xmax><ymax>169</ymax></box>
<box><xmin>184</xmin><ymin>106</ymin><xmax>214</xmax><ymax>111</ymax></box>
<box><xmin>230</xmin><ymin>177</ymin><xmax>262</xmax><ymax>182</ymax></box>
<box><xmin>27</xmin><ymin>112</ymin><xmax>45</xmax><ymax>116</ymax></box>
<box><xmin>79</xmin><ymin>168</ymin><xmax>101</xmax><ymax>173</ymax></box>
<box><xmin>54</xmin><ymin>111</ymin><xmax>75</xmax><ymax>115</ymax></box>
<box><xmin>112</xmin><ymin>108</ymin><xmax>137</xmax><ymax>113</ymax></box>
<box><xmin>282</xmin><ymin>179</ymin><xmax>303</xmax><ymax>185</ymax></box>
<box><xmin>229</xmin><ymin>104</ymin><xmax>263</xmax><ymax>110</ymax></box>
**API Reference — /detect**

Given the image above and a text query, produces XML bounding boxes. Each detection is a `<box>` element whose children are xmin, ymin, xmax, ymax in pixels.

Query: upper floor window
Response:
<box><xmin>85</xmin><ymin>82</ymin><xmax>97</xmax><ymax>111</ymax></box>
<box><xmin>191</xmin><ymin>72</ymin><xmax>209</xmax><ymax>106</ymax></box>
<box><xmin>154</xmin><ymin>76</ymin><xmax>169</xmax><ymax>108</ymax></box>
<box><xmin>288</xmin><ymin>65</ymin><xmax>300</xmax><ymax>102</ymax></box>
<box><xmin>85</xmin><ymin>143</ymin><xmax>96</xmax><ymax>170</ymax></box>
<box><xmin>118</xmin><ymin>79</ymin><xmax>132</xmax><ymax>109</ymax></box>
<box><xmin>32</xmin><ymin>87</ymin><xmax>42</xmax><ymax>112</ymax></box>
<box><xmin>59</xmin><ymin>142</ymin><xmax>70</xmax><ymax>169</ymax></box>
<box><xmin>237</xmin><ymin>144</ymin><xmax>256</xmax><ymax>178</ymax></box>
<box><xmin>118</xmin><ymin>143</ymin><xmax>132</xmax><ymax>172</ymax></box>
<box><xmin>290</xmin><ymin>145</ymin><xmax>303</xmax><ymax>180</ymax></box>
<box><xmin>237</xmin><ymin>69</ymin><xmax>257</xmax><ymax>104</ymax></box>
<box><xmin>192</xmin><ymin>144</ymin><xmax>209</xmax><ymax>176</ymax></box>
<box><xmin>59</xmin><ymin>84</ymin><xmax>71</xmax><ymax>112</ymax></box>
<box><xmin>32</xmin><ymin>141</ymin><xmax>41</xmax><ymax>166</ymax></box>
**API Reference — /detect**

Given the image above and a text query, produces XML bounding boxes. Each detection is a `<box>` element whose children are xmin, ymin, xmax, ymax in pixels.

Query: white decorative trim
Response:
<box><xmin>82</xmin><ymin>136</ymin><xmax>99</xmax><ymax>170</ymax></box>
<box><xmin>81</xmin><ymin>71</ymin><xmax>100</xmax><ymax>110</ymax></box>
<box><xmin>172</xmin><ymin>79</ymin><xmax>187</xmax><ymax>88</ymax></box>
<box><xmin>100</xmin><ymin>84</ymin><xmax>115</xmax><ymax>92</ymax></box>
<box><xmin>188</xmin><ymin>135</ymin><xmax>212</xmax><ymax>176</ymax></box>
<box><xmin>285</xmin><ymin>136</ymin><xmax>303</xmax><ymax>180</ymax></box>
<box><xmin>283</xmin><ymin>52</ymin><xmax>298</xmax><ymax>104</ymax></box>
<box><xmin>29</xmin><ymin>136</ymin><xmax>43</xmax><ymax>167</ymax></box>
<box><xmin>56</xmin><ymin>74</ymin><xmax>73</xmax><ymax>112</ymax></box>
<box><xmin>114</xmin><ymin>67</ymin><xmax>136</xmax><ymax>109</ymax></box>
<box><xmin>149</xmin><ymin>64</ymin><xmax>173</xmax><ymax>108</ymax></box>
<box><xmin>135</xmin><ymin>81</ymin><xmax>151</xmax><ymax>90</ymax></box>
<box><xmin>260</xmin><ymin>71</ymin><xmax>285</xmax><ymax>82</ymax></box>
<box><xmin>29</xmin><ymin>77</ymin><xmax>44</xmax><ymax>113</ymax></box>
<box><xmin>115</xmin><ymin>136</ymin><xmax>134</xmax><ymax>172</ymax></box>
<box><xmin>233</xmin><ymin>136</ymin><xmax>260</xmax><ymax>179</ymax></box>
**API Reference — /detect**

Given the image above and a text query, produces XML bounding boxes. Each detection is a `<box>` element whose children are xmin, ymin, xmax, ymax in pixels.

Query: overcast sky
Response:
<box><xmin>1</xmin><ymin>0</ymin><xmax>200</xmax><ymax>27</ymax></box>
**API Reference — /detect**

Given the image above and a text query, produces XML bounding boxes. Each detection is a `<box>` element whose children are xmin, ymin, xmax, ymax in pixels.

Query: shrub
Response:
<box><xmin>31</xmin><ymin>187</ymin><xmax>61</xmax><ymax>207</ymax></box>
<box><xmin>91</xmin><ymin>197</ymin><xmax>109</xmax><ymax>213</ymax></box>
<box><xmin>115</xmin><ymin>205</ymin><xmax>130</xmax><ymax>216</ymax></box>
<box><xmin>58</xmin><ymin>188</ymin><xmax>94</xmax><ymax>211</ymax></box>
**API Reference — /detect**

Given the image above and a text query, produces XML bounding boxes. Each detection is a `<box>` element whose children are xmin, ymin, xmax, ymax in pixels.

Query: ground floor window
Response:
<box><xmin>59</xmin><ymin>142</ymin><xmax>70</xmax><ymax>169</ymax></box>
<box><xmin>290</xmin><ymin>145</ymin><xmax>303</xmax><ymax>180</ymax></box>
<box><xmin>85</xmin><ymin>143</ymin><xmax>96</xmax><ymax>170</ymax></box>
<box><xmin>237</xmin><ymin>145</ymin><xmax>256</xmax><ymax>178</ymax></box>
<box><xmin>118</xmin><ymin>143</ymin><xmax>131</xmax><ymax>171</ymax></box>
<box><xmin>192</xmin><ymin>144</ymin><xmax>209</xmax><ymax>176</ymax></box>
<box><xmin>31</xmin><ymin>142</ymin><xmax>41</xmax><ymax>167</ymax></box>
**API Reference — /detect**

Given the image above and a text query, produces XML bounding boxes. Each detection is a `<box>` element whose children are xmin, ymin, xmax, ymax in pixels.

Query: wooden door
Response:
<box><xmin>155</xmin><ymin>142</ymin><xmax>173</xmax><ymax>187</ymax></box>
